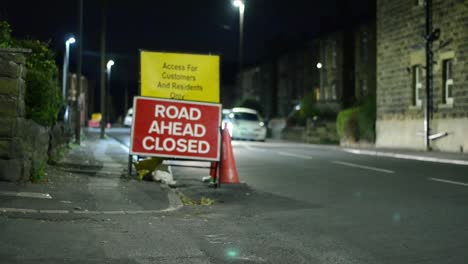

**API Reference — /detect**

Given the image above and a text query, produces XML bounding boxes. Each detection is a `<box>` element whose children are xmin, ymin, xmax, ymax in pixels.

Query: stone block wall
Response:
<box><xmin>376</xmin><ymin>0</ymin><xmax>468</xmax><ymax>152</ymax></box>
<box><xmin>0</xmin><ymin>49</ymin><xmax>49</xmax><ymax>181</ymax></box>
<box><xmin>280</xmin><ymin>119</ymin><xmax>339</xmax><ymax>144</ymax></box>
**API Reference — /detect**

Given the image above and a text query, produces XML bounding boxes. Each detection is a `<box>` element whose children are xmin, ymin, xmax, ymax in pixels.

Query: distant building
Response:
<box><xmin>315</xmin><ymin>32</ymin><xmax>352</xmax><ymax>112</ymax></box>
<box><xmin>68</xmin><ymin>73</ymin><xmax>88</xmax><ymax>126</ymax></box>
<box><xmin>237</xmin><ymin>21</ymin><xmax>377</xmax><ymax>125</ymax></box>
<box><xmin>376</xmin><ymin>0</ymin><xmax>468</xmax><ymax>151</ymax></box>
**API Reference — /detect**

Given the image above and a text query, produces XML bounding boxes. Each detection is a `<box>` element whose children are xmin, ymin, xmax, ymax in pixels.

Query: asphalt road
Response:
<box><xmin>2</xmin><ymin>128</ymin><xmax>466</xmax><ymax>263</ymax></box>
<box><xmin>109</xmin><ymin>128</ymin><xmax>468</xmax><ymax>263</ymax></box>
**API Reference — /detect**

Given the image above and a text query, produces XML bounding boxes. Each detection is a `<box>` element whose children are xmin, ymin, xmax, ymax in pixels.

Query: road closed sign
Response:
<box><xmin>140</xmin><ymin>51</ymin><xmax>220</xmax><ymax>103</ymax></box>
<box><xmin>130</xmin><ymin>97</ymin><xmax>221</xmax><ymax>161</ymax></box>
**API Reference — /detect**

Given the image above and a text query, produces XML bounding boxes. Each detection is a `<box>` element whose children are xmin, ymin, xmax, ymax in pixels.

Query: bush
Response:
<box><xmin>336</xmin><ymin>107</ymin><xmax>359</xmax><ymax>140</ymax></box>
<box><xmin>0</xmin><ymin>21</ymin><xmax>13</xmax><ymax>48</ymax></box>
<box><xmin>288</xmin><ymin>91</ymin><xmax>337</xmax><ymax>126</ymax></box>
<box><xmin>1</xmin><ymin>21</ymin><xmax>61</xmax><ymax>127</ymax></box>
<box><xmin>336</xmin><ymin>95</ymin><xmax>376</xmax><ymax>142</ymax></box>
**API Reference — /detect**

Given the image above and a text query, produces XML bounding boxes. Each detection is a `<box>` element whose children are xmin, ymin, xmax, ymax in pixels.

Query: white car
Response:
<box><xmin>223</xmin><ymin>107</ymin><xmax>267</xmax><ymax>141</ymax></box>
<box><xmin>123</xmin><ymin>108</ymin><xmax>133</xmax><ymax>127</ymax></box>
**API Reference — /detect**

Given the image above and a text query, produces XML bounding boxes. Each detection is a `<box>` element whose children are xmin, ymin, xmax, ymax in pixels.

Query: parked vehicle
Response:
<box><xmin>123</xmin><ymin>108</ymin><xmax>133</xmax><ymax>127</ymax></box>
<box><xmin>222</xmin><ymin>107</ymin><xmax>266</xmax><ymax>141</ymax></box>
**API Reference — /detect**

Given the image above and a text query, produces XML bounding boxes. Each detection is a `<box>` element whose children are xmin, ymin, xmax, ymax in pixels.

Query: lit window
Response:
<box><xmin>443</xmin><ymin>59</ymin><xmax>454</xmax><ymax>105</ymax></box>
<box><xmin>412</xmin><ymin>65</ymin><xmax>422</xmax><ymax>107</ymax></box>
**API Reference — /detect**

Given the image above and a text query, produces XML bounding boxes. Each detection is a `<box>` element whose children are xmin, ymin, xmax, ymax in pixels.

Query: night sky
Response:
<box><xmin>1</xmin><ymin>0</ymin><xmax>374</xmax><ymax>116</ymax></box>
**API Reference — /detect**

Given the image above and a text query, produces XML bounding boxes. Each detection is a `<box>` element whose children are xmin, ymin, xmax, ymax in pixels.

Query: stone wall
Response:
<box><xmin>376</xmin><ymin>0</ymin><xmax>468</xmax><ymax>152</ymax></box>
<box><xmin>281</xmin><ymin>119</ymin><xmax>339</xmax><ymax>144</ymax></box>
<box><xmin>0</xmin><ymin>49</ymin><xmax>50</xmax><ymax>181</ymax></box>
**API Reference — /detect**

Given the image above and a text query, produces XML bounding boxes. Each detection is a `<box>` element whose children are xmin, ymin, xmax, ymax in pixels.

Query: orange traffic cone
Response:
<box><xmin>219</xmin><ymin>124</ymin><xmax>240</xmax><ymax>184</ymax></box>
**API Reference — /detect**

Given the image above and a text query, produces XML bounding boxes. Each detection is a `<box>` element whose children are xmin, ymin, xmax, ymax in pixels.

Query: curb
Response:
<box><xmin>344</xmin><ymin>148</ymin><xmax>468</xmax><ymax>166</ymax></box>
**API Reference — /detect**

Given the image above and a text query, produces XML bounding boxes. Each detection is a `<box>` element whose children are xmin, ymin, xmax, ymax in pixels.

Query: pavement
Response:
<box><xmin>0</xmin><ymin>129</ymin><xmax>176</xmax><ymax>215</ymax></box>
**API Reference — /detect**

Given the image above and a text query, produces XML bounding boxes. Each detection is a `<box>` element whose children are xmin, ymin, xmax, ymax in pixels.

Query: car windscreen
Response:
<box><xmin>234</xmin><ymin>112</ymin><xmax>259</xmax><ymax>121</ymax></box>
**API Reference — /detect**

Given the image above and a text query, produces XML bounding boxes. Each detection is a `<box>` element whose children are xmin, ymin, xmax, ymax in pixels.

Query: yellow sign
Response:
<box><xmin>91</xmin><ymin>113</ymin><xmax>102</xmax><ymax>121</ymax></box>
<box><xmin>140</xmin><ymin>51</ymin><xmax>220</xmax><ymax>103</ymax></box>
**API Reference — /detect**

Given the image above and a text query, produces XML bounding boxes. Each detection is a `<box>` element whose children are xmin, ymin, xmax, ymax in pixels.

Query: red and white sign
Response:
<box><xmin>130</xmin><ymin>97</ymin><xmax>221</xmax><ymax>161</ymax></box>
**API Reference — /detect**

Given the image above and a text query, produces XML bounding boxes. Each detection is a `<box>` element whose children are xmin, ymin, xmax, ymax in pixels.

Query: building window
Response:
<box><xmin>412</xmin><ymin>65</ymin><xmax>422</xmax><ymax>107</ymax></box>
<box><xmin>360</xmin><ymin>31</ymin><xmax>368</xmax><ymax>63</ymax></box>
<box><xmin>331</xmin><ymin>82</ymin><xmax>337</xmax><ymax>100</ymax></box>
<box><xmin>358</xmin><ymin>79</ymin><xmax>368</xmax><ymax>98</ymax></box>
<box><xmin>415</xmin><ymin>0</ymin><xmax>424</xmax><ymax>6</ymax></box>
<box><xmin>443</xmin><ymin>59</ymin><xmax>454</xmax><ymax>105</ymax></box>
<box><xmin>331</xmin><ymin>41</ymin><xmax>337</xmax><ymax>69</ymax></box>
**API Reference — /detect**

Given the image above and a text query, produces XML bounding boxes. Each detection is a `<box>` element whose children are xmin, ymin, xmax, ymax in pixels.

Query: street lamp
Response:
<box><xmin>62</xmin><ymin>36</ymin><xmax>76</xmax><ymax>121</ymax></box>
<box><xmin>106</xmin><ymin>60</ymin><xmax>115</xmax><ymax>126</ymax></box>
<box><xmin>233</xmin><ymin>0</ymin><xmax>245</xmax><ymax>78</ymax></box>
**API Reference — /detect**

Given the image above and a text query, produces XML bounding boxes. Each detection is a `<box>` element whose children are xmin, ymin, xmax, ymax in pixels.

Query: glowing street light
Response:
<box><xmin>233</xmin><ymin>0</ymin><xmax>245</xmax><ymax>76</ymax></box>
<box><xmin>62</xmin><ymin>36</ymin><xmax>76</xmax><ymax>122</ymax></box>
<box><xmin>106</xmin><ymin>59</ymin><xmax>115</xmax><ymax>71</ymax></box>
<box><xmin>105</xmin><ymin>59</ymin><xmax>115</xmax><ymax>127</ymax></box>
<box><xmin>62</xmin><ymin>36</ymin><xmax>76</xmax><ymax>102</ymax></box>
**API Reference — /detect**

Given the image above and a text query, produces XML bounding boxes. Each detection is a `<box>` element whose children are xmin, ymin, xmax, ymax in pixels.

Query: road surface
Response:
<box><xmin>1</xmin><ymin>128</ymin><xmax>466</xmax><ymax>263</ymax></box>
<box><xmin>109</xmin><ymin>127</ymin><xmax>468</xmax><ymax>263</ymax></box>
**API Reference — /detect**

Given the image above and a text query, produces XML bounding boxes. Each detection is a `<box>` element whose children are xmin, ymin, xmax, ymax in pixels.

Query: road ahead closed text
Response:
<box><xmin>130</xmin><ymin>97</ymin><xmax>221</xmax><ymax>161</ymax></box>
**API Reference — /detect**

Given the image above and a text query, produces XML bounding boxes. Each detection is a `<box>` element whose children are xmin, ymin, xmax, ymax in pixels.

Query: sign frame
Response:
<box><xmin>129</xmin><ymin>96</ymin><xmax>222</xmax><ymax>162</ymax></box>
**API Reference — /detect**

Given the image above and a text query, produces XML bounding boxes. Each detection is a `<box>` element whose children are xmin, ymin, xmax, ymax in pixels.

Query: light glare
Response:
<box><xmin>233</xmin><ymin>0</ymin><xmax>243</xmax><ymax>7</ymax></box>
<box><xmin>107</xmin><ymin>60</ymin><xmax>115</xmax><ymax>69</ymax></box>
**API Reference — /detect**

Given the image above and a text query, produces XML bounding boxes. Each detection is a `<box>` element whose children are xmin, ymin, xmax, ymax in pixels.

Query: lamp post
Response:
<box><xmin>105</xmin><ymin>59</ymin><xmax>114</xmax><ymax>128</ymax></box>
<box><xmin>233</xmin><ymin>0</ymin><xmax>245</xmax><ymax>91</ymax></box>
<box><xmin>62</xmin><ymin>37</ymin><xmax>75</xmax><ymax>121</ymax></box>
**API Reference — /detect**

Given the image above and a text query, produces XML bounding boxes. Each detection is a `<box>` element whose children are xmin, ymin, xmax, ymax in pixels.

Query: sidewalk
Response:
<box><xmin>0</xmin><ymin>130</ymin><xmax>173</xmax><ymax>214</ymax></box>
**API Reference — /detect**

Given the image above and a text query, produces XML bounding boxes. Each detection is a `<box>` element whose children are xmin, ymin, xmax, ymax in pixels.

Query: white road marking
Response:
<box><xmin>0</xmin><ymin>208</ymin><xmax>38</xmax><ymax>213</ymax></box>
<box><xmin>276</xmin><ymin>151</ymin><xmax>313</xmax><ymax>160</ymax></box>
<box><xmin>0</xmin><ymin>191</ymin><xmax>52</xmax><ymax>199</ymax></box>
<box><xmin>0</xmin><ymin>207</ymin><xmax>182</xmax><ymax>215</ymax></box>
<box><xmin>344</xmin><ymin>149</ymin><xmax>468</xmax><ymax>166</ymax></box>
<box><xmin>39</xmin><ymin>210</ymin><xmax>69</xmax><ymax>214</ymax></box>
<box><xmin>428</xmin><ymin>178</ymin><xmax>468</xmax><ymax>187</ymax></box>
<box><xmin>332</xmin><ymin>161</ymin><xmax>395</xmax><ymax>174</ymax></box>
<box><xmin>242</xmin><ymin>142</ymin><xmax>311</xmax><ymax>159</ymax></box>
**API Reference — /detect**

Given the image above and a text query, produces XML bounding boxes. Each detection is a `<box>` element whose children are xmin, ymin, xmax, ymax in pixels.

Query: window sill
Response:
<box><xmin>438</xmin><ymin>103</ymin><xmax>454</xmax><ymax>109</ymax></box>
<box><xmin>408</xmin><ymin>105</ymin><xmax>422</xmax><ymax>111</ymax></box>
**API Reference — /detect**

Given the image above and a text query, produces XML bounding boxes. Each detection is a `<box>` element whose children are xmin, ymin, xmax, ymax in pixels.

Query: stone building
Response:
<box><xmin>238</xmin><ymin>62</ymin><xmax>276</xmax><ymax>118</ymax></box>
<box><xmin>239</xmin><ymin>42</ymin><xmax>320</xmax><ymax>119</ymax></box>
<box><xmin>376</xmin><ymin>0</ymin><xmax>468</xmax><ymax>151</ymax></box>
<box><xmin>354</xmin><ymin>22</ymin><xmax>377</xmax><ymax>101</ymax></box>
<box><xmin>276</xmin><ymin>45</ymin><xmax>319</xmax><ymax>117</ymax></box>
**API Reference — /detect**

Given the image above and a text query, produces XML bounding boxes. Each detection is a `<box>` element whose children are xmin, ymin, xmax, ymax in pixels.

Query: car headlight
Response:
<box><xmin>227</xmin><ymin>122</ymin><xmax>233</xmax><ymax>136</ymax></box>
<box><xmin>259</xmin><ymin>122</ymin><xmax>264</xmax><ymax>127</ymax></box>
